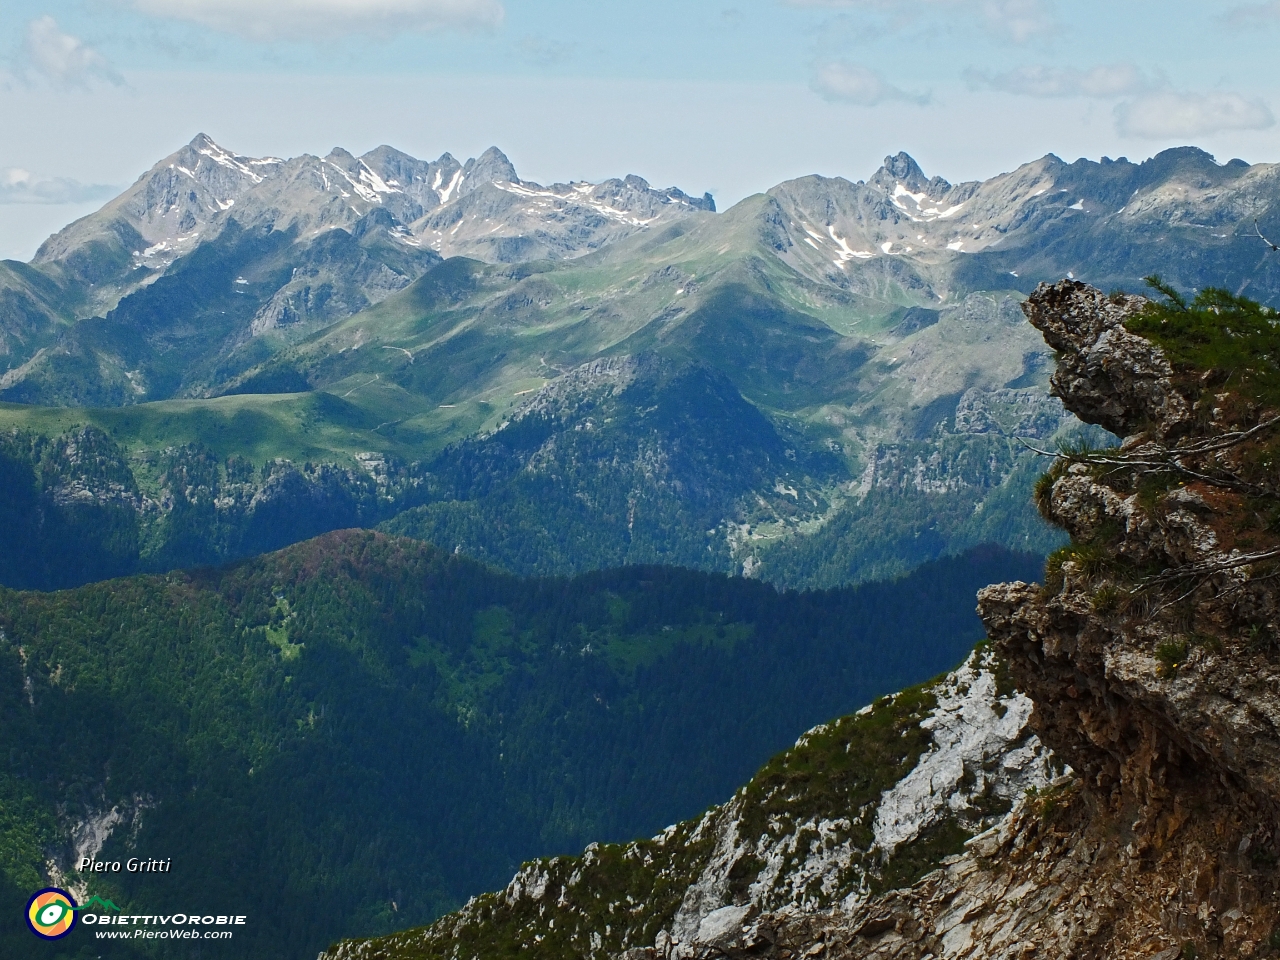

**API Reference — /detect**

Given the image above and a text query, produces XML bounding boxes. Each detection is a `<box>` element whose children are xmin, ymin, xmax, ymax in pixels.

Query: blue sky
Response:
<box><xmin>3</xmin><ymin>0</ymin><xmax>1280</xmax><ymax>258</ymax></box>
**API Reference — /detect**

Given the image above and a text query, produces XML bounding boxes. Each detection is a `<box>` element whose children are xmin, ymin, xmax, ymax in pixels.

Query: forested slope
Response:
<box><xmin>0</xmin><ymin>531</ymin><xmax>1040</xmax><ymax>960</ymax></box>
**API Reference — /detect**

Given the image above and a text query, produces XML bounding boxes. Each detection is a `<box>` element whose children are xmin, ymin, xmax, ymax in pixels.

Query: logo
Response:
<box><xmin>26</xmin><ymin>888</ymin><xmax>78</xmax><ymax>940</ymax></box>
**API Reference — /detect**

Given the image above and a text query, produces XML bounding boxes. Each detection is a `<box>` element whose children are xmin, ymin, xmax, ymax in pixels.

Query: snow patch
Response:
<box><xmin>318</xmin><ymin>158</ymin><xmax>388</xmax><ymax>204</ymax></box>
<box><xmin>893</xmin><ymin>183</ymin><xmax>930</xmax><ymax>207</ymax></box>
<box><xmin>196</xmin><ymin>138</ymin><xmax>266</xmax><ymax>184</ymax></box>
<box><xmin>826</xmin><ymin>225</ymin><xmax>875</xmax><ymax>265</ymax></box>
<box><xmin>892</xmin><ymin>184</ymin><xmax>965</xmax><ymax>220</ymax></box>
<box><xmin>438</xmin><ymin>170</ymin><xmax>463</xmax><ymax>204</ymax></box>
<box><xmin>358</xmin><ymin>161</ymin><xmax>401</xmax><ymax>196</ymax></box>
<box><xmin>495</xmin><ymin>180</ymin><xmax>657</xmax><ymax>227</ymax></box>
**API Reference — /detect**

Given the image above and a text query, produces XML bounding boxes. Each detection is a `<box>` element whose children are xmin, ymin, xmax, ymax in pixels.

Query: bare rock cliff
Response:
<box><xmin>969</xmin><ymin>279</ymin><xmax>1280</xmax><ymax>958</ymax></box>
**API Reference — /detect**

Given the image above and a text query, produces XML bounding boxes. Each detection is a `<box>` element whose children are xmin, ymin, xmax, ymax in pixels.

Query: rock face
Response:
<box><xmin>320</xmin><ymin>278</ymin><xmax>1280</xmax><ymax>960</ymax></box>
<box><xmin>1019</xmin><ymin>280</ymin><xmax>1191</xmax><ymax>438</ymax></box>
<box><xmin>968</xmin><ymin>280</ymin><xmax>1280</xmax><ymax>957</ymax></box>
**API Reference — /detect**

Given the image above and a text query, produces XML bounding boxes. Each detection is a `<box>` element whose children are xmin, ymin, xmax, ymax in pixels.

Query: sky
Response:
<box><xmin>3</xmin><ymin>0</ymin><xmax>1280</xmax><ymax>259</ymax></box>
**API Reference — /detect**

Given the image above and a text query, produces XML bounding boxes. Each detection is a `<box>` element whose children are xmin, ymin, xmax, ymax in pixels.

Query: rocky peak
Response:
<box><xmin>881</xmin><ymin>152</ymin><xmax>926</xmax><ymax>185</ymax></box>
<box><xmin>460</xmin><ymin>146</ymin><xmax>519</xmax><ymax>195</ymax></box>
<box><xmin>323</xmin><ymin>146</ymin><xmax>360</xmax><ymax>167</ymax></box>
<box><xmin>176</xmin><ymin>133</ymin><xmax>283</xmax><ymax>188</ymax></box>
<box><xmin>359</xmin><ymin>147</ymin><xmax>463</xmax><ymax>211</ymax></box>
<box><xmin>870</xmin><ymin>152</ymin><xmax>952</xmax><ymax>198</ymax></box>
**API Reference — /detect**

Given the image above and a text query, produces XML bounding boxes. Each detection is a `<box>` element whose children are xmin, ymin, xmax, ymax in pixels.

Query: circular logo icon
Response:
<box><xmin>26</xmin><ymin>888</ymin><xmax>77</xmax><ymax>940</ymax></box>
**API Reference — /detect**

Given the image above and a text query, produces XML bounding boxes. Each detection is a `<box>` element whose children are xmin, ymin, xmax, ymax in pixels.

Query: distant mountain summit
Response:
<box><xmin>0</xmin><ymin>135</ymin><xmax>714</xmax><ymax>406</ymax></box>
<box><xmin>766</xmin><ymin>146</ymin><xmax>1277</xmax><ymax>298</ymax></box>
<box><xmin>33</xmin><ymin>133</ymin><xmax>714</xmax><ymax>316</ymax></box>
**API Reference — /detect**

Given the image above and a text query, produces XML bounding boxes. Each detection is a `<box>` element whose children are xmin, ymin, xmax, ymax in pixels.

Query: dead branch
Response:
<box><xmin>1256</xmin><ymin>219</ymin><xmax>1280</xmax><ymax>252</ymax></box>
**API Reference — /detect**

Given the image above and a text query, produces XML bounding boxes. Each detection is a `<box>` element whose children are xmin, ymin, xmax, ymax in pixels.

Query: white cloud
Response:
<box><xmin>1115</xmin><ymin>91</ymin><xmax>1275</xmax><ymax>138</ymax></box>
<box><xmin>0</xmin><ymin>169</ymin><xmax>118</xmax><ymax>205</ymax></box>
<box><xmin>811</xmin><ymin>61</ymin><xmax>927</xmax><ymax>105</ymax></box>
<box><xmin>967</xmin><ymin>63</ymin><xmax>1151</xmax><ymax>98</ymax></box>
<box><xmin>980</xmin><ymin>0</ymin><xmax>1054</xmax><ymax>42</ymax></box>
<box><xmin>783</xmin><ymin>0</ymin><xmax>1055</xmax><ymax>42</ymax></box>
<box><xmin>19</xmin><ymin>16</ymin><xmax>123</xmax><ymax>88</ymax></box>
<box><xmin>127</xmin><ymin>0</ymin><xmax>504</xmax><ymax>41</ymax></box>
<box><xmin>964</xmin><ymin>63</ymin><xmax>1273</xmax><ymax>140</ymax></box>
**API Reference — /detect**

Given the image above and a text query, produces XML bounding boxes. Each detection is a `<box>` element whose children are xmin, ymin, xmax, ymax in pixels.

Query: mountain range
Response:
<box><xmin>4</xmin><ymin>139</ymin><xmax>1279</xmax><ymax>592</ymax></box>
<box><xmin>6</xmin><ymin>137</ymin><xmax>1280</xmax><ymax>960</ymax></box>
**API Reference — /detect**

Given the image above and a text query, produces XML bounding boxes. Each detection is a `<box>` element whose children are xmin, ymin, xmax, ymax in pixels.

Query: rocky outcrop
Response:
<box><xmin>971</xmin><ymin>280</ymin><xmax>1280</xmax><ymax>956</ymax></box>
<box><xmin>1020</xmin><ymin>281</ymin><xmax>1192</xmax><ymax>439</ymax></box>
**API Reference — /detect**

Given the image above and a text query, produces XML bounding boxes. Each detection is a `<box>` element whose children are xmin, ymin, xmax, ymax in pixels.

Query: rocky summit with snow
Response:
<box><xmin>39</xmin><ymin>134</ymin><xmax>715</xmax><ymax>274</ymax></box>
<box><xmin>321</xmin><ymin>278</ymin><xmax>1280</xmax><ymax>959</ymax></box>
<box><xmin>23</xmin><ymin>133</ymin><xmax>715</xmax><ymax>333</ymax></box>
